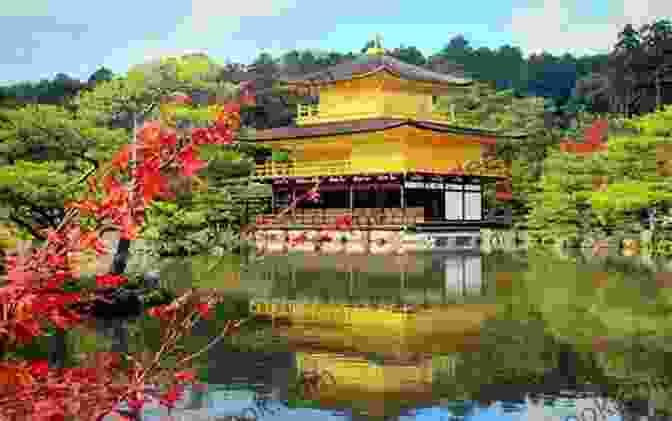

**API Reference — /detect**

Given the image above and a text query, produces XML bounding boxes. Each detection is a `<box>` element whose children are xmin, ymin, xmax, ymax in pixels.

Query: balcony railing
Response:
<box><xmin>255</xmin><ymin>160</ymin><xmax>353</xmax><ymax>178</ymax></box>
<box><xmin>257</xmin><ymin>208</ymin><xmax>424</xmax><ymax>226</ymax></box>
<box><xmin>296</xmin><ymin>104</ymin><xmax>387</xmax><ymax>125</ymax></box>
<box><xmin>254</xmin><ymin>159</ymin><xmax>510</xmax><ymax>178</ymax></box>
<box><xmin>255</xmin><ymin>207</ymin><xmax>512</xmax><ymax>227</ymax></box>
<box><xmin>296</xmin><ymin>103</ymin><xmax>456</xmax><ymax>125</ymax></box>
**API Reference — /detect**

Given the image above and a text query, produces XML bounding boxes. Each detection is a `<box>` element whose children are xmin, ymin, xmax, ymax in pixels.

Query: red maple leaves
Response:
<box><xmin>95</xmin><ymin>274</ymin><xmax>128</xmax><ymax>288</ymax></box>
<box><xmin>176</xmin><ymin>144</ymin><xmax>207</xmax><ymax>177</ymax></box>
<box><xmin>560</xmin><ymin>119</ymin><xmax>609</xmax><ymax>154</ymax></box>
<box><xmin>0</xmin><ymin>99</ymin><xmax>241</xmax><ymax>420</ymax></box>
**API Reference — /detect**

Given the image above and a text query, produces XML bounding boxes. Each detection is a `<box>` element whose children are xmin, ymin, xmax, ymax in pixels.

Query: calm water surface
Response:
<box><xmin>73</xmin><ymin>249</ymin><xmax>672</xmax><ymax>420</ymax></box>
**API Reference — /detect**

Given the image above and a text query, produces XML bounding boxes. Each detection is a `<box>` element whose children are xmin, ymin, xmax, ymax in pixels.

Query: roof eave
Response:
<box><xmin>236</xmin><ymin>119</ymin><xmax>519</xmax><ymax>143</ymax></box>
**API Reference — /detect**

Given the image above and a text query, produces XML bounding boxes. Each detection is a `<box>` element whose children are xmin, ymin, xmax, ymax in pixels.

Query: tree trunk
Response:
<box><xmin>110</xmin><ymin>238</ymin><xmax>131</xmax><ymax>275</ymax></box>
<box><xmin>656</xmin><ymin>71</ymin><xmax>662</xmax><ymax>111</ymax></box>
<box><xmin>48</xmin><ymin>329</ymin><xmax>68</xmax><ymax>370</ymax></box>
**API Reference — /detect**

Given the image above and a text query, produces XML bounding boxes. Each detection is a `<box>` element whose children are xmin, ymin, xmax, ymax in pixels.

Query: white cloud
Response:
<box><xmin>505</xmin><ymin>0</ymin><xmax>672</xmax><ymax>57</ymax></box>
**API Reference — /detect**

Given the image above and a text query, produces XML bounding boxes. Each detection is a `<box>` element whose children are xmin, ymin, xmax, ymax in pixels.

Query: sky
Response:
<box><xmin>137</xmin><ymin>389</ymin><xmax>628</xmax><ymax>421</ymax></box>
<box><xmin>1</xmin><ymin>0</ymin><xmax>671</xmax><ymax>86</ymax></box>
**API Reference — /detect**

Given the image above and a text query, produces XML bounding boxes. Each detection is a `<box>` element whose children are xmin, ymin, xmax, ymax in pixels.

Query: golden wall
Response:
<box><xmin>349</xmin><ymin>132</ymin><xmax>406</xmax><ymax>173</ymax></box>
<box><xmin>296</xmin><ymin>141</ymin><xmax>351</xmax><ymax>162</ymax></box>
<box><xmin>296</xmin><ymin>352</ymin><xmax>434</xmax><ymax>392</ymax></box>
<box><xmin>260</xmin><ymin>126</ymin><xmax>486</xmax><ymax>176</ymax></box>
<box><xmin>297</xmin><ymin>72</ymin><xmax>464</xmax><ymax>125</ymax></box>
<box><xmin>314</xmin><ymin>77</ymin><xmax>384</xmax><ymax>123</ymax></box>
<box><xmin>401</xmin><ymin>127</ymin><xmax>483</xmax><ymax>172</ymax></box>
<box><xmin>380</xmin><ymin>73</ymin><xmax>434</xmax><ymax>119</ymax></box>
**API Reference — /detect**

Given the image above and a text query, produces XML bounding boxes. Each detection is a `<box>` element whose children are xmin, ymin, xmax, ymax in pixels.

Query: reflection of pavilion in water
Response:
<box><xmin>245</xmin><ymin>253</ymin><xmax>501</xmax><ymax>416</ymax></box>
<box><xmin>250</xmin><ymin>252</ymin><xmax>498</xmax><ymax>356</ymax></box>
<box><xmin>251</xmin><ymin>252</ymin><xmax>488</xmax><ymax>306</ymax></box>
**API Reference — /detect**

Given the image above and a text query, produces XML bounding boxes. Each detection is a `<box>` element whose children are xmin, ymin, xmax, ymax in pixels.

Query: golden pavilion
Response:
<box><xmin>245</xmin><ymin>37</ymin><xmax>518</xmax><ymax>254</ymax></box>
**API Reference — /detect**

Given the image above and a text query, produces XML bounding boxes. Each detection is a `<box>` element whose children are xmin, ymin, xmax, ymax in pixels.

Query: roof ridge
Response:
<box><xmin>279</xmin><ymin>52</ymin><xmax>471</xmax><ymax>86</ymax></box>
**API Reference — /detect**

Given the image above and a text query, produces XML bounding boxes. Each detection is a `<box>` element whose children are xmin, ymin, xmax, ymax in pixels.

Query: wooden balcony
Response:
<box><xmin>295</xmin><ymin>104</ymin><xmax>457</xmax><ymax>125</ymax></box>
<box><xmin>254</xmin><ymin>207</ymin><xmax>512</xmax><ymax>228</ymax></box>
<box><xmin>296</xmin><ymin>104</ymin><xmax>389</xmax><ymax>125</ymax></box>
<box><xmin>255</xmin><ymin>160</ymin><xmax>354</xmax><ymax>178</ymax></box>
<box><xmin>257</xmin><ymin>207</ymin><xmax>426</xmax><ymax>227</ymax></box>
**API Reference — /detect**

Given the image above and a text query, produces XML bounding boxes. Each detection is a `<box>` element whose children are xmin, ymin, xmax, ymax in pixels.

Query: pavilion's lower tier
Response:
<box><xmin>263</xmin><ymin>172</ymin><xmax>511</xmax><ymax>227</ymax></box>
<box><xmin>247</xmin><ymin>172</ymin><xmax>512</xmax><ymax>254</ymax></box>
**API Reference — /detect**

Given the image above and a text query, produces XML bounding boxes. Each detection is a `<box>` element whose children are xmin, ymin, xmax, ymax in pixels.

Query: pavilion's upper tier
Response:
<box><xmin>278</xmin><ymin>50</ymin><xmax>473</xmax><ymax>87</ymax></box>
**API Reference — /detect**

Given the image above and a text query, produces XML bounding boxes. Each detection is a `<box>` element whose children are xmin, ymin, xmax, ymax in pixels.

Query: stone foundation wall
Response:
<box><xmin>251</xmin><ymin>229</ymin><xmax>482</xmax><ymax>254</ymax></box>
<box><xmin>252</xmin><ymin>229</ymin><xmax>429</xmax><ymax>255</ymax></box>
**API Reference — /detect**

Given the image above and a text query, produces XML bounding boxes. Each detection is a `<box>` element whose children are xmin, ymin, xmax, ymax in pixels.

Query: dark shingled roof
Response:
<box><xmin>278</xmin><ymin>53</ymin><xmax>472</xmax><ymax>86</ymax></box>
<box><xmin>239</xmin><ymin>118</ymin><xmax>525</xmax><ymax>142</ymax></box>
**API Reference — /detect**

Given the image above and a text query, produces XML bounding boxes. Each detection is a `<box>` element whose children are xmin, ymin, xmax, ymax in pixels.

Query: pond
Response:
<box><xmin>60</xmin><ymin>249</ymin><xmax>672</xmax><ymax>420</ymax></box>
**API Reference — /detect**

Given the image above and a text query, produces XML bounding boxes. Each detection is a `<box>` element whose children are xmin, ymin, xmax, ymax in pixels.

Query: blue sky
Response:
<box><xmin>2</xmin><ymin>0</ymin><xmax>670</xmax><ymax>85</ymax></box>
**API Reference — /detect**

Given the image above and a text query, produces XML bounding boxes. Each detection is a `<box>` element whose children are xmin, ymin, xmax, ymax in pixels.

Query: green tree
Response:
<box><xmin>528</xmin><ymin>107</ymin><xmax>672</xmax><ymax>242</ymax></box>
<box><xmin>0</xmin><ymin>54</ymin><xmax>247</xmax><ymax>246</ymax></box>
<box><xmin>281</xmin><ymin>50</ymin><xmax>302</xmax><ymax>75</ymax></box>
<box><xmin>87</xmin><ymin>67</ymin><xmax>115</xmax><ymax>87</ymax></box>
<box><xmin>389</xmin><ymin>45</ymin><xmax>426</xmax><ymax>66</ymax></box>
<box><xmin>0</xmin><ymin>104</ymin><xmax>126</xmax><ymax>238</ymax></box>
<box><xmin>639</xmin><ymin>19</ymin><xmax>672</xmax><ymax>111</ymax></box>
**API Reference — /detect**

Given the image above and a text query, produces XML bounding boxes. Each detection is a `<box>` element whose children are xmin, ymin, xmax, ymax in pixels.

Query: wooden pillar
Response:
<box><xmin>401</xmin><ymin>175</ymin><xmax>407</xmax><ymax>225</ymax></box>
<box><xmin>321</xmin><ymin>188</ymin><xmax>326</xmax><ymax>225</ymax></box>
<box><xmin>271</xmin><ymin>187</ymin><xmax>276</xmax><ymax>214</ymax></box>
<box><xmin>291</xmin><ymin>187</ymin><xmax>296</xmax><ymax>219</ymax></box>
<box><xmin>375</xmin><ymin>186</ymin><xmax>384</xmax><ymax>223</ymax></box>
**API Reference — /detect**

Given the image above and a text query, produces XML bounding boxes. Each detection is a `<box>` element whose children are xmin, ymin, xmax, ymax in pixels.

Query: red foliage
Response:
<box><xmin>95</xmin><ymin>274</ymin><xmax>128</xmax><ymax>288</ymax></box>
<box><xmin>255</xmin><ymin>216</ymin><xmax>273</xmax><ymax>225</ymax></box>
<box><xmin>584</xmin><ymin>119</ymin><xmax>609</xmax><ymax>145</ymax></box>
<box><xmin>146</xmin><ymin>304</ymin><xmax>176</xmax><ymax>322</ymax></box>
<box><xmin>171</xmin><ymin>94</ymin><xmax>192</xmax><ymax>105</ymax></box>
<box><xmin>495</xmin><ymin>180</ymin><xmax>513</xmax><ymax>202</ymax></box>
<box><xmin>560</xmin><ymin>119</ymin><xmax>609</xmax><ymax>154</ymax></box>
<box><xmin>288</xmin><ymin>232</ymin><xmax>306</xmax><ymax>247</ymax></box>
<box><xmin>174</xmin><ymin>371</ymin><xmax>196</xmax><ymax>383</ymax></box>
<box><xmin>305</xmin><ymin>190</ymin><xmax>320</xmax><ymax>203</ymax></box>
<box><xmin>495</xmin><ymin>191</ymin><xmax>514</xmax><ymax>201</ymax></box>
<box><xmin>560</xmin><ymin>142</ymin><xmax>608</xmax><ymax>154</ymax></box>
<box><xmin>28</xmin><ymin>360</ymin><xmax>49</xmax><ymax>378</ymax></box>
<box><xmin>334</xmin><ymin>215</ymin><xmax>353</xmax><ymax>229</ymax></box>
<box><xmin>176</xmin><ymin>144</ymin><xmax>208</xmax><ymax>177</ymax></box>
<box><xmin>0</xmin><ymin>101</ymin><xmax>240</xmax><ymax>420</ymax></box>
<box><xmin>159</xmin><ymin>384</ymin><xmax>185</xmax><ymax>409</ymax></box>
<box><xmin>195</xmin><ymin>302</ymin><xmax>210</xmax><ymax>319</ymax></box>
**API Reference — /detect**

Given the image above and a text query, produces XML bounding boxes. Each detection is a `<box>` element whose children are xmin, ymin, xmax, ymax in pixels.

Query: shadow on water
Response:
<box><xmin>55</xmin><ymin>249</ymin><xmax>672</xmax><ymax>420</ymax></box>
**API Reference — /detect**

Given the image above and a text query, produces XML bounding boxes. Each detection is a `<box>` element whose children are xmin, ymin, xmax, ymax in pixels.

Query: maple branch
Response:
<box><xmin>64</xmin><ymin>161</ymin><xmax>99</xmax><ymax>189</ymax></box>
<box><xmin>176</xmin><ymin>317</ymin><xmax>249</xmax><ymax>366</ymax></box>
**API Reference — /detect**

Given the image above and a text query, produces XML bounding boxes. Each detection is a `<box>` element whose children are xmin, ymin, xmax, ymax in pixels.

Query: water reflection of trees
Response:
<box><xmin>257</xmin><ymin>252</ymin><xmax>491</xmax><ymax>306</ymax></box>
<box><xmin>431</xmin><ymin>302</ymin><xmax>672</xmax><ymax>417</ymax></box>
<box><xmin>63</xmin><ymin>250</ymin><xmax>672</xmax><ymax>418</ymax></box>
